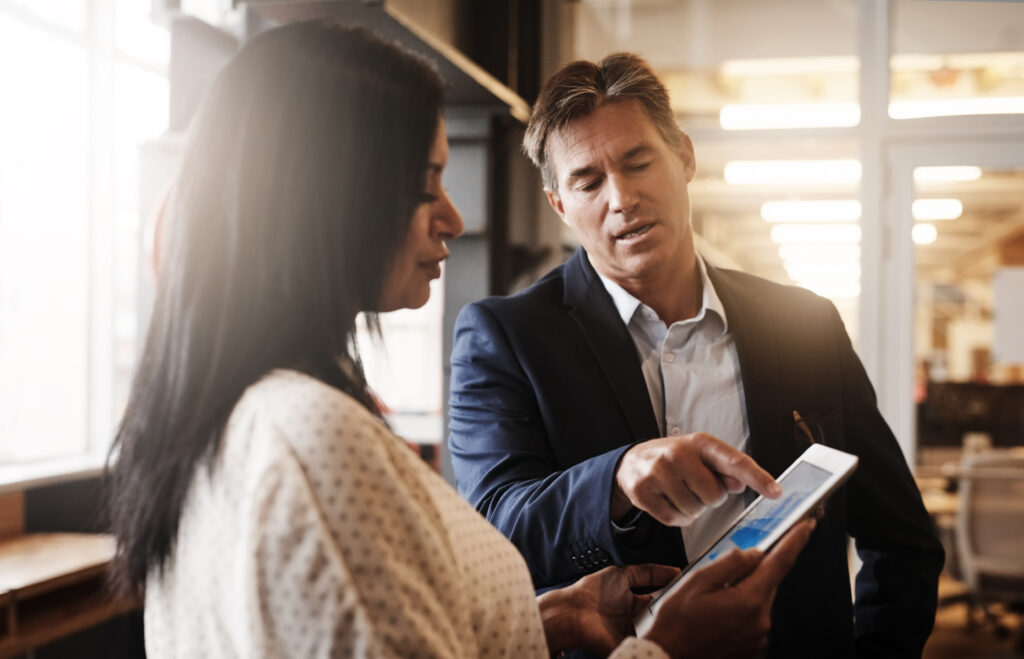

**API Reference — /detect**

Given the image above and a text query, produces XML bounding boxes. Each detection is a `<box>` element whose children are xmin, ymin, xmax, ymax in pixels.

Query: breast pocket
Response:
<box><xmin>791</xmin><ymin>406</ymin><xmax>844</xmax><ymax>450</ymax></box>
<box><xmin>791</xmin><ymin>406</ymin><xmax>847</xmax><ymax>523</ymax></box>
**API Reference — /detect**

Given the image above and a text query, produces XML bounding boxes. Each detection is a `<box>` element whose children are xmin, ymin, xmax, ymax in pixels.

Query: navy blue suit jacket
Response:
<box><xmin>449</xmin><ymin>248</ymin><xmax>944</xmax><ymax>658</ymax></box>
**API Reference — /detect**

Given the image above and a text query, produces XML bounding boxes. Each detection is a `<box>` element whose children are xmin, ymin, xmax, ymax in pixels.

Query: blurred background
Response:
<box><xmin>4</xmin><ymin>0</ymin><xmax>1022</xmax><ymax>472</ymax></box>
<box><xmin>0</xmin><ymin>1</ymin><xmax>1022</xmax><ymax>654</ymax></box>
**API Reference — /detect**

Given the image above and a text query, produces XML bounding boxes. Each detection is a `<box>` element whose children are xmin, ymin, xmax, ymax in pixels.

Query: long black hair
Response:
<box><xmin>106</xmin><ymin>20</ymin><xmax>444</xmax><ymax>595</ymax></box>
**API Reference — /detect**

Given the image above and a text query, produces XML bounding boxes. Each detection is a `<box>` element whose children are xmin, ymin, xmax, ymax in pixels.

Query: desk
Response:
<box><xmin>0</xmin><ymin>533</ymin><xmax>139</xmax><ymax>658</ymax></box>
<box><xmin>921</xmin><ymin>488</ymin><xmax>959</xmax><ymax>518</ymax></box>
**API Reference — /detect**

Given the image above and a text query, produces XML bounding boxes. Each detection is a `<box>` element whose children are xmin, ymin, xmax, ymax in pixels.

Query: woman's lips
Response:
<box><xmin>419</xmin><ymin>257</ymin><xmax>445</xmax><ymax>279</ymax></box>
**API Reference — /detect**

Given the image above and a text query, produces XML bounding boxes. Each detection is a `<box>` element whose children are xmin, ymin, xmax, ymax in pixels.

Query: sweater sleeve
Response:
<box><xmin>249</xmin><ymin>429</ymin><xmax>473</xmax><ymax>658</ymax></box>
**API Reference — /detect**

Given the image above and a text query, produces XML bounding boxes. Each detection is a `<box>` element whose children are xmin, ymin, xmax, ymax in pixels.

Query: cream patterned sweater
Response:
<box><xmin>145</xmin><ymin>369</ymin><xmax>666</xmax><ymax>658</ymax></box>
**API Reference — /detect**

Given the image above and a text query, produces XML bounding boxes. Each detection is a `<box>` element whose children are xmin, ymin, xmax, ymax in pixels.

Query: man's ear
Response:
<box><xmin>678</xmin><ymin>133</ymin><xmax>696</xmax><ymax>183</ymax></box>
<box><xmin>544</xmin><ymin>188</ymin><xmax>569</xmax><ymax>225</ymax></box>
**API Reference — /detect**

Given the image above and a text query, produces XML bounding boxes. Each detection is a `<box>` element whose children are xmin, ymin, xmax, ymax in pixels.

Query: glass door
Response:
<box><xmin>884</xmin><ymin>139</ymin><xmax>1024</xmax><ymax>466</ymax></box>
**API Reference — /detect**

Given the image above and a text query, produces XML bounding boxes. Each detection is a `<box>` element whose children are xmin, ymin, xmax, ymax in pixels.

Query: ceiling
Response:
<box><xmin>566</xmin><ymin>0</ymin><xmax>1024</xmax><ymax>323</ymax></box>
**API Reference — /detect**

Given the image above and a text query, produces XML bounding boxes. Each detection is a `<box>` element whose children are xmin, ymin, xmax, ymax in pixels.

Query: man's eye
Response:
<box><xmin>420</xmin><ymin>193</ymin><xmax>439</xmax><ymax>204</ymax></box>
<box><xmin>579</xmin><ymin>180</ymin><xmax>601</xmax><ymax>192</ymax></box>
<box><xmin>629</xmin><ymin>161</ymin><xmax>651</xmax><ymax>172</ymax></box>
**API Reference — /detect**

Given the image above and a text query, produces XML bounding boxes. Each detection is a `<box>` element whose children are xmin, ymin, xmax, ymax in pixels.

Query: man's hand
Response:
<box><xmin>537</xmin><ymin>563</ymin><xmax>680</xmax><ymax>656</ymax></box>
<box><xmin>644</xmin><ymin>517</ymin><xmax>817</xmax><ymax>659</ymax></box>
<box><xmin>613</xmin><ymin>432</ymin><xmax>782</xmax><ymax>526</ymax></box>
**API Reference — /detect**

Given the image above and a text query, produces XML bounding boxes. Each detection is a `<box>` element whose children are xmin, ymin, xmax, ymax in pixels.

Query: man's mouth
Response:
<box><xmin>615</xmin><ymin>224</ymin><xmax>653</xmax><ymax>240</ymax></box>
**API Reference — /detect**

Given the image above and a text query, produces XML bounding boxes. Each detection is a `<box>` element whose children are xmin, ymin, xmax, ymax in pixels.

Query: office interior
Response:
<box><xmin>0</xmin><ymin>0</ymin><xmax>1022</xmax><ymax>656</ymax></box>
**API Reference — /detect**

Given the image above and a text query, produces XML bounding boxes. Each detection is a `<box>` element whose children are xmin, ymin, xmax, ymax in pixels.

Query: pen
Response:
<box><xmin>793</xmin><ymin>410</ymin><xmax>815</xmax><ymax>444</ymax></box>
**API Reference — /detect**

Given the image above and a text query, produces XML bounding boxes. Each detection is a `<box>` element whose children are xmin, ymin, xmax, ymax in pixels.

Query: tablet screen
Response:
<box><xmin>688</xmin><ymin>460</ymin><xmax>831</xmax><ymax>572</ymax></box>
<box><xmin>645</xmin><ymin>459</ymin><xmax>833</xmax><ymax>615</ymax></box>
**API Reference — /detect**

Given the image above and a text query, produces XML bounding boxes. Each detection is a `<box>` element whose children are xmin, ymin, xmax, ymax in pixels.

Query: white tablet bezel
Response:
<box><xmin>633</xmin><ymin>443</ymin><xmax>859</xmax><ymax>636</ymax></box>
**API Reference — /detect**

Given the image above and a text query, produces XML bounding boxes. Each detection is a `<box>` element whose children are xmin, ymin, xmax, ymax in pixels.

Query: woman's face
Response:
<box><xmin>377</xmin><ymin>119</ymin><xmax>464</xmax><ymax>312</ymax></box>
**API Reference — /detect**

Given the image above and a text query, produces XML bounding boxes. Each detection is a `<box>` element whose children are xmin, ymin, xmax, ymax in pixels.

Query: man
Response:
<box><xmin>449</xmin><ymin>53</ymin><xmax>944</xmax><ymax>658</ymax></box>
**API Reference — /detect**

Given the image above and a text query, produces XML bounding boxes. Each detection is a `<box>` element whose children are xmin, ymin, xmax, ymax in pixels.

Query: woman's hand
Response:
<box><xmin>644</xmin><ymin>517</ymin><xmax>817</xmax><ymax>659</ymax></box>
<box><xmin>537</xmin><ymin>518</ymin><xmax>815</xmax><ymax>657</ymax></box>
<box><xmin>537</xmin><ymin>563</ymin><xmax>680</xmax><ymax>656</ymax></box>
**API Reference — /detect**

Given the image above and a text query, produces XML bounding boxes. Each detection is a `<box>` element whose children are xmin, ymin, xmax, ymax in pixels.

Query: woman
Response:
<box><xmin>107</xmin><ymin>20</ymin><xmax>810</xmax><ymax>658</ymax></box>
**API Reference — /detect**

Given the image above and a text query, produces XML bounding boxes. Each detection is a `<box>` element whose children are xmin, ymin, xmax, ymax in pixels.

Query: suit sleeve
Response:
<box><xmin>449</xmin><ymin>301</ymin><xmax>666</xmax><ymax>589</ymax></box>
<box><xmin>832</xmin><ymin>304</ymin><xmax>945</xmax><ymax>657</ymax></box>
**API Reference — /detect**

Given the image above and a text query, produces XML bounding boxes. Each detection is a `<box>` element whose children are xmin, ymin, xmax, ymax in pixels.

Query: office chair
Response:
<box><xmin>954</xmin><ymin>452</ymin><xmax>1024</xmax><ymax>646</ymax></box>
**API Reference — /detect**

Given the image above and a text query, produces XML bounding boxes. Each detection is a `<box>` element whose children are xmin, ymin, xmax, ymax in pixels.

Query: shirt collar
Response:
<box><xmin>592</xmin><ymin>253</ymin><xmax>730</xmax><ymax>333</ymax></box>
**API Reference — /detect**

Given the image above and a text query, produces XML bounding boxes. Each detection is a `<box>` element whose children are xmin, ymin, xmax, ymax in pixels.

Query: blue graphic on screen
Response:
<box><xmin>646</xmin><ymin>460</ymin><xmax>834</xmax><ymax>614</ymax></box>
<box><xmin>690</xmin><ymin>461</ymin><xmax>831</xmax><ymax>571</ymax></box>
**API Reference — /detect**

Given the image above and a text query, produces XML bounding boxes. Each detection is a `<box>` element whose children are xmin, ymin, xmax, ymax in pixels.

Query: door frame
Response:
<box><xmin>877</xmin><ymin>135</ymin><xmax>1024</xmax><ymax>462</ymax></box>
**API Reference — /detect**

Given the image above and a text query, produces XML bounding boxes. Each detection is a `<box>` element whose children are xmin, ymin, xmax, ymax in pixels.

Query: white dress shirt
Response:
<box><xmin>596</xmin><ymin>255</ymin><xmax>750</xmax><ymax>561</ymax></box>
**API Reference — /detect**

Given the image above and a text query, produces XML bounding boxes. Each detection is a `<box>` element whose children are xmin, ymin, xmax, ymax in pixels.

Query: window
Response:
<box><xmin>357</xmin><ymin>276</ymin><xmax>447</xmax><ymax>446</ymax></box>
<box><xmin>0</xmin><ymin>2</ymin><xmax>168</xmax><ymax>467</ymax></box>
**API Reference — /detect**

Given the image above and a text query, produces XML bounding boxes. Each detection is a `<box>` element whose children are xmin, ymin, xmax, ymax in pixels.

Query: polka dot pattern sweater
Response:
<box><xmin>144</xmin><ymin>370</ymin><xmax>666</xmax><ymax>659</ymax></box>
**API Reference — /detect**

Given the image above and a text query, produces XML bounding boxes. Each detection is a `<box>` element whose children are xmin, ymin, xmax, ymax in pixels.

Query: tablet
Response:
<box><xmin>633</xmin><ymin>443</ymin><xmax>858</xmax><ymax>636</ymax></box>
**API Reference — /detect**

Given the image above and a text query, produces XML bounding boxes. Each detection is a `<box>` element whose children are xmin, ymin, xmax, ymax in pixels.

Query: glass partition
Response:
<box><xmin>892</xmin><ymin>0</ymin><xmax>1024</xmax><ymax>120</ymax></box>
<box><xmin>566</xmin><ymin>0</ymin><xmax>861</xmax><ymax>337</ymax></box>
<box><xmin>569</xmin><ymin>0</ymin><xmax>859</xmax><ymax>131</ymax></box>
<box><xmin>914</xmin><ymin>165</ymin><xmax>1024</xmax><ymax>462</ymax></box>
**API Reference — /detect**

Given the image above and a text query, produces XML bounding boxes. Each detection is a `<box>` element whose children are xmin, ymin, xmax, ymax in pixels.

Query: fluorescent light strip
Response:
<box><xmin>912</xmin><ymin>198</ymin><xmax>962</xmax><ymax>221</ymax></box>
<box><xmin>761</xmin><ymin>200</ymin><xmax>861</xmax><ymax>223</ymax></box>
<box><xmin>912</xmin><ymin>223</ymin><xmax>938</xmax><ymax>245</ymax></box>
<box><xmin>913</xmin><ymin>166</ymin><xmax>982</xmax><ymax>184</ymax></box>
<box><xmin>720</xmin><ymin>52</ymin><xmax>1022</xmax><ymax>79</ymax></box>
<box><xmin>779</xmin><ymin>243</ymin><xmax>861</xmax><ymax>262</ymax></box>
<box><xmin>720</xmin><ymin>103</ymin><xmax>860</xmax><ymax>130</ymax></box>
<box><xmin>890</xmin><ymin>96</ymin><xmax>1024</xmax><ymax>119</ymax></box>
<box><xmin>892</xmin><ymin>52</ymin><xmax>1024</xmax><ymax>72</ymax></box>
<box><xmin>784</xmin><ymin>261</ymin><xmax>861</xmax><ymax>280</ymax></box>
<box><xmin>720</xmin><ymin>56</ymin><xmax>859</xmax><ymax>77</ymax></box>
<box><xmin>771</xmin><ymin>224</ymin><xmax>861</xmax><ymax>244</ymax></box>
<box><xmin>725</xmin><ymin>160</ymin><xmax>862</xmax><ymax>185</ymax></box>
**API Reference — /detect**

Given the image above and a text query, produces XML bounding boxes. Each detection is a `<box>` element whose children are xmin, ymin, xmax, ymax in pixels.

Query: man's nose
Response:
<box><xmin>607</xmin><ymin>175</ymin><xmax>639</xmax><ymax>214</ymax></box>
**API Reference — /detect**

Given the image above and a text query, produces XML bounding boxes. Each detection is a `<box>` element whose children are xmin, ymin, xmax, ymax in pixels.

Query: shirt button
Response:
<box><xmin>671</xmin><ymin>426</ymin><xmax>681</xmax><ymax>435</ymax></box>
<box><xmin>664</xmin><ymin>353</ymin><xmax>675</xmax><ymax>363</ymax></box>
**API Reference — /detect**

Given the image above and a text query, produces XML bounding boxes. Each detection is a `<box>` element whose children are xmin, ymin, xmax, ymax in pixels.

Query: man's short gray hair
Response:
<box><xmin>523</xmin><ymin>52</ymin><xmax>685</xmax><ymax>191</ymax></box>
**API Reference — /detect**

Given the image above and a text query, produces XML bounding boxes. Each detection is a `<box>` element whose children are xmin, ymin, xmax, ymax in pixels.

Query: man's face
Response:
<box><xmin>544</xmin><ymin>99</ymin><xmax>696</xmax><ymax>289</ymax></box>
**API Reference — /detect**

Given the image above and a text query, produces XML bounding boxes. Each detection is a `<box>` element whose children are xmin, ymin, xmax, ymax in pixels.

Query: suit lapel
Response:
<box><xmin>706</xmin><ymin>264</ymin><xmax>792</xmax><ymax>478</ymax></box>
<box><xmin>563</xmin><ymin>249</ymin><xmax>661</xmax><ymax>442</ymax></box>
<box><xmin>561</xmin><ymin>252</ymin><xmax>795</xmax><ymax>469</ymax></box>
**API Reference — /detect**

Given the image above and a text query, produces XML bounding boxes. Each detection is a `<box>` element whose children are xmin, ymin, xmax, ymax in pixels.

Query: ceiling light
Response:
<box><xmin>720</xmin><ymin>103</ymin><xmax>860</xmax><ymax>130</ymax></box>
<box><xmin>784</xmin><ymin>261</ymin><xmax>861</xmax><ymax>280</ymax></box>
<box><xmin>912</xmin><ymin>198</ymin><xmax>963</xmax><ymax>221</ymax></box>
<box><xmin>892</xmin><ymin>52</ymin><xmax>1024</xmax><ymax>72</ymax></box>
<box><xmin>770</xmin><ymin>224</ymin><xmax>861</xmax><ymax>244</ymax></box>
<box><xmin>889</xmin><ymin>96</ymin><xmax>1024</xmax><ymax>119</ymax></box>
<box><xmin>913</xmin><ymin>166</ymin><xmax>982</xmax><ymax>183</ymax></box>
<box><xmin>720</xmin><ymin>56</ymin><xmax>859</xmax><ymax>77</ymax></box>
<box><xmin>761</xmin><ymin>200</ymin><xmax>861</xmax><ymax>223</ymax></box>
<box><xmin>912</xmin><ymin>223</ymin><xmax>938</xmax><ymax>245</ymax></box>
<box><xmin>778</xmin><ymin>243</ymin><xmax>861</xmax><ymax>262</ymax></box>
<box><xmin>724</xmin><ymin>160</ymin><xmax>862</xmax><ymax>185</ymax></box>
